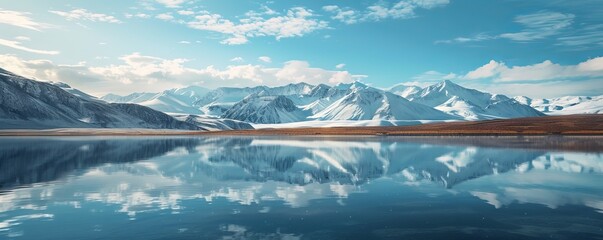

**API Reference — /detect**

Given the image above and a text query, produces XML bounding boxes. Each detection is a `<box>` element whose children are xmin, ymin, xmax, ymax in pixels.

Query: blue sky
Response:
<box><xmin>0</xmin><ymin>0</ymin><xmax>602</xmax><ymax>98</ymax></box>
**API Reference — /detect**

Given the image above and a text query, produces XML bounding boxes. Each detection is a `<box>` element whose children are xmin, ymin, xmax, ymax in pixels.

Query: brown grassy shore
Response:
<box><xmin>200</xmin><ymin>114</ymin><xmax>603</xmax><ymax>136</ymax></box>
<box><xmin>0</xmin><ymin>114</ymin><xmax>602</xmax><ymax>136</ymax></box>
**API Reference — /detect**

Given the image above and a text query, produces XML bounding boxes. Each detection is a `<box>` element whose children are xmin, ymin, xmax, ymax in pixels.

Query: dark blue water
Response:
<box><xmin>1</xmin><ymin>136</ymin><xmax>602</xmax><ymax>239</ymax></box>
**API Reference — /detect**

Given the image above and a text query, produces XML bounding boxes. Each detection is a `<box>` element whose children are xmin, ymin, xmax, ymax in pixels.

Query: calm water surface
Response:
<box><xmin>0</xmin><ymin>136</ymin><xmax>602</xmax><ymax>239</ymax></box>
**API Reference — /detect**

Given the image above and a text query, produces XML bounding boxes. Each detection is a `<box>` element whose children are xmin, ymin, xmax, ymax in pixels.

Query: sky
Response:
<box><xmin>0</xmin><ymin>0</ymin><xmax>602</xmax><ymax>98</ymax></box>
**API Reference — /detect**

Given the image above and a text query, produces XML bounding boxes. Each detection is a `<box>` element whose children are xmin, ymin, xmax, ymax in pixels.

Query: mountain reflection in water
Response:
<box><xmin>0</xmin><ymin>136</ymin><xmax>602</xmax><ymax>240</ymax></box>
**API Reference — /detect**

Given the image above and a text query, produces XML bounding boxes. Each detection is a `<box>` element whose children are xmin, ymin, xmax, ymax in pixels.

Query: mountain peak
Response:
<box><xmin>437</xmin><ymin>79</ymin><xmax>461</xmax><ymax>89</ymax></box>
<box><xmin>335</xmin><ymin>81</ymin><xmax>369</xmax><ymax>91</ymax></box>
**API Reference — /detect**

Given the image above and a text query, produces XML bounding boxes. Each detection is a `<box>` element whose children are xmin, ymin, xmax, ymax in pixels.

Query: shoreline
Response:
<box><xmin>1</xmin><ymin>114</ymin><xmax>602</xmax><ymax>137</ymax></box>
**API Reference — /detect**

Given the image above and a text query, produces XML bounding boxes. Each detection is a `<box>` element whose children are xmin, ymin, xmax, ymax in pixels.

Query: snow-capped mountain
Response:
<box><xmin>311</xmin><ymin>87</ymin><xmax>454</xmax><ymax>121</ymax></box>
<box><xmin>514</xmin><ymin>95</ymin><xmax>603</xmax><ymax>115</ymax></box>
<box><xmin>194</xmin><ymin>83</ymin><xmax>314</xmax><ymax>116</ymax></box>
<box><xmin>222</xmin><ymin>95</ymin><xmax>310</xmax><ymax>124</ymax></box>
<box><xmin>221</xmin><ymin>82</ymin><xmax>455</xmax><ymax>124</ymax></box>
<box><xmin>290</xmin><ymin>84</ymin><xmax>350</xmax><ymax>114</ymax></box>
<box><xmin>406</xmin><ymin>80</ymin><xmax>544</xmax><ymax>120</ymax></box>
<box><xmin>17</xmin><ymin>66</ymin><xmax>595</xmax><ymax>129</ymax></box>
<box><xmin>388</xmin><ymin>84</ymin><xmax>422</xmax><ymax>98</ymax></box>
<box><xmin>194</xmin><ymin>86</ymin><xmax>268</xmax><ymax>114</ymax></box>
<box><xmin>101</xmin><ymin>92</ymin><xmax>157</xmax><ymax>103</ymax></box>
<box><xmin>101</xmin><ymin>85</ymin><xmax>210</xmax><ymax>115</ymax></box>
<box><xmin>0</xmin><ymin>68</ymin><xmax>199</xmax><ymax>130</ymax></box>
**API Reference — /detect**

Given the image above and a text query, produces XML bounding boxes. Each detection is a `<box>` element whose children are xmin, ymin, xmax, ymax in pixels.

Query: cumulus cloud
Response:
<box><xmin>0</xmin><ymin>9</ymin><xmax>49</xmax><ymax>31</ymax></box>
<box><xmin>474</xmin><ymin>78</ymin><xmax>603</xmax><ymax>98</ymax></box>
<box><xmin>155</xmin><ymin>13</ymin><xmax>174</xmax><ymax>21</ymax></box>
<box><xmin>336</xmin><ymin>63</ymin><xmax>345</xmax><ymax>69</ymax></box>
<box><xmin>49</xmin><ymin>8</ymin><xmax>122</xmax><ymax>24</ymax></box>
<box><xmin>0</xmin><ymin>53</ymin><xmax>366</xmax><ymax>95</ymax></box>
<box><xmin>323</xmin><ymin>0</ymin><xmax>449</xmax><ymax>24</ymax></box>
<box><xmin>0</xmin><ymin>38</ymin><xmax>59</xmax><ymax>55</ymax></box>
<box><xmin>464</xmin><ymin>57</ymin><xmax>603</xmax><ymax>82</ymax></box>
<box><xmin>186</xmin><ymin>7</ymin><xmax>328</xmax><ymax>45</ymax></box>
<box><xmin>322</xmin><ymin>5</ymin><xmax>359</xmax><ymax>24</ymax></box>
<box><xmin>402</xmin><ymin>57</ymin><xmax>603</xmax><ymax>98</ymax></box>
<box><xmin>177</xmin><ymin>10</ymin><xmax>194</xmax><ymax>15</ymax></box>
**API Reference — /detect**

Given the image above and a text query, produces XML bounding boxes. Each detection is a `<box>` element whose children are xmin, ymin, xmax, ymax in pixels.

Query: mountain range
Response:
<box><xmin>514</xmin><ymin>95</ymin><xmax>603</xmax><ymax>115</ymax></box>
<box><xmin>101</xmin><ymin>79</ymin><xmax>553</xmax><ymax>125</ymax></box>
<box><xmin>1</xmin><ymin>67</ymin><xmax>601</xmax><ymax>129</ymax></box>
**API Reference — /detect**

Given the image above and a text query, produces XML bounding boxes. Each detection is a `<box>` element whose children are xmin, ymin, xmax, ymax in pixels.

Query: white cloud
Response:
<box><xmin>500</xmin><ymin>11</ymin><xmax>574</xmax><ymax>41</ymax></box>
<box><xmin>464</xmin><ymin>60</ymin><xmax>503</xmax><ymax>80</ymax></box>
<box><xmin>322</xmin><ymin>6</ymin><xmax>359</xmax><ymax>24</ymax></box>
<box><xmin>464</xmin><ymin>57</ymin><xmax>603</xmax><ymax>82</ymax></box>
<box><xmin>0</xmin><ymin>53</ymin><xmax>366</xmax><ymax>95</ymax></box>
<box><xmin>156</xmin><ymin>0</ymin><xmax>186</xmax><ymax>8</ymax></box>
<box><xmin>469</xmin><ymin>78</ymin><xmax>603</xmax><ymax>98</ymax></box>
<box><xmin>177</xmin><ymin>10</ymin><xmax>194</xmax><ymax>15</ymax></box>
<box><xmin>0</xmin><ymin>9</ymin><xmax>49</xmax><ymax>31</ymax></box>
<box><xmin>50</xmin><ymin>9</ymin><xmax>122</xmax><ymax>24</ymax></box>
<box><xmin>221</xmin><ymin>35</ymin><xmax>248</xmax><ymax>45</ymax></box>
<box><xmin>125</xmin><ymin>13</ymin><xmax>151</xmax><ymax>19</ymax></box>
<box><xmin>203</xmin><ymin>60</ymin><xmax>365</xmax><ymax>85</ymax></box>
<box><xmin>187</xmin><ymin>7</ymin><xmax>328</xmax><ymax>45</ymax></box>
<box><xmin>271</xmin><ymin>61</ymin><xmax>366</xmax><ymax>85</ymax></box>
<box><xmin>178</xmin><ymin>40</ymin><xmax>190</xmax><ymax>44</ymax></box>
<box><xmin>577</xmin><ymin>57</ymin><xmax>603</xmax><ymax>72</ymax></box>
<box><xmin>155</xmin><ymin>13</ymin><xmax>174</xmax><ymax>21</ymax></box>
<box><xmin>230</xmin><ymin>57</ymin><xmax>244</xmax><ymax>62</ymax></box>
<box><xmin>405</xmin><ymin>58</ymin><xmax>603</xmax><ymax>98</ymax></box>
<box><xmin>323</xmin><ymin>0</ymin><xmax>449</xmax><ymax>24</ymax></box>
<box><xmin>258</xmin><ymin>56</ymin><xmax>271</xmax><ymax>63</ymax></box>
<box><xmin>439</xmin><ymin>11</ymin><xmax>575</xmax><ymax>44</ymax></box>
<box><xmin>435</xmin><ymin>33</ymin><xmax>495</xmax><ymax>44</ymax></box>
<box><xmin>15</xmin><ymin>36</ymin><xmax>30</xmax><ymax>41</ymax></box>
<box><xmin>0</xmin><ymin>38</ymin><xmax>59</xmax><ymax>55</ymax></box>
<box><xmin>557</xmin><ymin>24</ymin><xmax>603</xmax><ymax>48</ymax></box>
<box><xmin>413</xmin><ymin>70</ymin><xmax>457</xmax><ymax>81</ymax></box>
<box><xmin>335</xmin><ymin>63</ymin><xmax>346</xmax><ymax>69</ymax></box>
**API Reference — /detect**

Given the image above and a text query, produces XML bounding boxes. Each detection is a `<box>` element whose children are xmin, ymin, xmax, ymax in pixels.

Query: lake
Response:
<box><xmin>1</xmin><ymin>136</ymin><xmax>602</xmax><ymax>239</ymax></box>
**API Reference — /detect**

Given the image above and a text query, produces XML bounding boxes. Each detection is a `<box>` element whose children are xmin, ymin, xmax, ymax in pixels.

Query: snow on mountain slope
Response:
<box><xmin>171</xmin><ymin>114</ymin><xmax>254</xmax><ymax>131</ymax></box>
<box><xmin>435</xmin><ymin>96</ymin><xmax>484</xmax><ymax>120</ymax></box>
<box><xmin>51</xmin><ymin>82</ymin><xmax>101</xmax><ymax>102</ymax></box>
<box><xmin>312</xmin><ymin>87</ymin><xmax>455</xmax><ymax>121</ymax></box>
<box><xmin>137</xmin><ymin>95</ymin><xmax>203</xmax><ymax>114</ymax></box>
<box><xmin>388</xmin><ymin>84</ymin><xmax>422</xmax><ymax>98</ymax></box>
<box><xmin>222</xmin><ymin>95</ymin><xmax>311</xmax><ymax>124</ymax></box>
<box><xmin>268</xmin><ymin>82</ymin><xmax>314</xmax><ymax>96</ymax></box>
<box><xmin>101</xmin><ymin>85</ymin><xmax>210</xmax><ymax>114</ymax></box>
<box><xmin>407</xmin><ymin>80</ymin><xmax>544</xmax><ymax>120</ymax></box>
<box><xmin>194</xmin><ymin>86</ymin><xmax>267</xmax><ymax>112</ymax></box>
<box><xmin>101</xmin><ymin>92</ymin><xmax>157</xmax><ymax>103</ymax></box>
<box><xmin>409</xmin><ymin>80</ymin><xmax>500</xmax><ymax>109</ymax></box>
<box><xmin>514</xmin><ymin>95</ymin><xmax>603</xmax><ymax>115</ymax></box>
<box><xmin>289</xmin><ymin>84</ymin><xmax>350</xmax><ymax>114</ymax></box>
<box><xmin>194</xmin><ymin>83</ymin><xmax>314</xmax><ymax>115</ymax></box>
<box><xmin>0</xmin><ymin>68</ymin><xmax>199</xmax><ymax>130</ymax></box>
